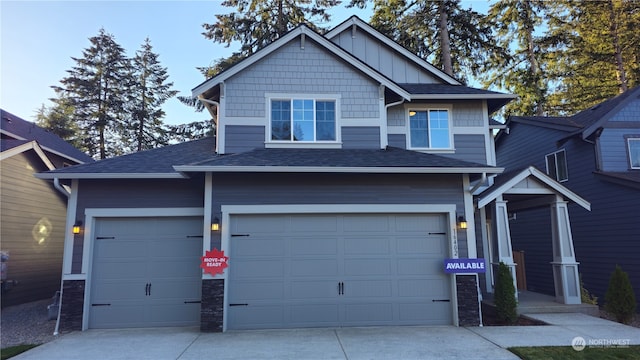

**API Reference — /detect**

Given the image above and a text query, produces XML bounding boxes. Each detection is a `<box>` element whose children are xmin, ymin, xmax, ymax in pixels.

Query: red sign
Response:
<box><xmin>200</xmin><ymin>248</ymin><xmax>228</xmax><ymax>276</ymax></box>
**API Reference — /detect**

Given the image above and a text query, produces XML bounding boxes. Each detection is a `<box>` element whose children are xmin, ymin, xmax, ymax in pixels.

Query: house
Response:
<box><xmin>1</xmin><ymin>109</ymin><xmax>93</xmax><ymax>307</ymax></box>
<box><xmin>495</xmin><ymin>86</ymin><xmax>640</xmax><ymax>309</ymax></box>
<box><xmin>36</xmin><ymin>16</ymin><xmax>590</xmax><ymax>332</ymax></box>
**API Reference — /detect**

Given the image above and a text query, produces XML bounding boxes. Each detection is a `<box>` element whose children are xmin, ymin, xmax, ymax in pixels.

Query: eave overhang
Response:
<box><xmin>173</xmin><ymin>165</ymin><xmax>503</xmax><ymax>175</ymax></box>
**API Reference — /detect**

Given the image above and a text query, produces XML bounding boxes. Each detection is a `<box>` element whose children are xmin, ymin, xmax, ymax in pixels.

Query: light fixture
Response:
<box><xmin>457</xmin><ymin>216</ymin><xmax>467</xmax><ymax>229</ymax></box>
<box><xmin>72</xmin><ymin>221</ymin><xmax>82</xmax><ymax>235</ymax></box>
<box><xmin>211</xmin><ymin>217</ymin><xmax>220</xmax><ymax>232</ymax></box>
<box><xmin>409</xmin><ymin>111</ymin><xmax>417</xmax><ymax>116</ymax></box>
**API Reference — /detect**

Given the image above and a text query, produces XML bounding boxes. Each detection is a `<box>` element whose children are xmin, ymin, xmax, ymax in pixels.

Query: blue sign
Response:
<box><xmin>444</xmin><ymin>258</ymin><xmax>486</xmax><ymax>273</ymax></box>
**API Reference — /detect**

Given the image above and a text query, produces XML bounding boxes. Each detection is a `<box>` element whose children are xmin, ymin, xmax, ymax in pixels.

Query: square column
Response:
<box><xmin>493</xmin><ymin>199</ymin><xmax>518</xmax><ymax>299</ymax></box>
<box><xmin>550</xmin><ymin>198</ymin><xmax>581</xmax><ymax>304</ymax></box>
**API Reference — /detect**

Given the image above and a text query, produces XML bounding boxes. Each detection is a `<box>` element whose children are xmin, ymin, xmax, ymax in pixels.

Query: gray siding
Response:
<box><xmin>225</xmin><ymin>40</ymin><xmax>379</xmax><ymax>120</ymax></box>
<box><xmin>386</xmin><ymin>101</ymin><xmax>485</xmax><ymax>128</ymax></box>
<box><xmin>342</xmin><ymin>126</ymin><xmax>380</xmax><ymax>149</ymax></box>
<box><xmin>441</xmin><ymin>135</ymin><xmax>487</xmax><ymax>164</ymax></box>
<box><xmin>388</xmin><ymin>134</ymin><xmax>406</xmax><ymax>149</ymax></box>
<box><xmin>609</xmin><ymin>98</ymin><xmax>640</xmax><ymax>122</ymax></box>
<box><xmin>1</xmin><ymin>152</ymin><xmax>67</xmax><ymax>306</ymax></box>
<box><xmin>330</xmin><ymin>28</ymin><xmax>440</xmax><ymax>84</ymax></box>
<box><xmin>210</xmin><ymin>173</ymin><xmax>469</xmax><ymax>257</ymax></box>
<box><xmin>226</xmin><ymin>125</ymin><xmax>264</xmax><ymax>153</ymax></box>
<box><xmin>600</xmin><ymin>128</ymin><xmax>639</xmax><ymax>171</ymax></box>
<box><xmin>72</xmin><ymin>178</ymin><xmax>204</xmax><ymax>273</ymax></box>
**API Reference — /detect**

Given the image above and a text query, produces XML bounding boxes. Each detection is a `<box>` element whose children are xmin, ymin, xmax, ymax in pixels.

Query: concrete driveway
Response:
<box><xmin>12</xmin><ymin>326</ymin><xmax>519</xmax><ymax>360</ymax></box>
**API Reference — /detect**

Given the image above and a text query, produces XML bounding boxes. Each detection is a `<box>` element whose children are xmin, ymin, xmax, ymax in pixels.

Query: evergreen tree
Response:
<box><xmin>127</xmin><ymin>38</ymin><xmax>178</xmax><ymax>152</ymax></box>
<box><xmin>51</xmin><ymin>28</ymin><xmax>130</xmax><ymax>159</ymax></box>
<box><xmin>35</xmin><ymin>98</ymin><xmax>82</xmax><ymax>149</ymax></box>
<box><xmin>482</xmin><ymin>0</ymin><xmax>548</xmax><ymax>116</ymax></box>
<box><xmin>350</xmin><ymin>0</ymin><xmax>505</xmax><ymax>83</ymax></box>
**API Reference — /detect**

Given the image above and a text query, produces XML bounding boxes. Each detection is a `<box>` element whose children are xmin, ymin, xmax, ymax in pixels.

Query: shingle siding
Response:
<box><xmin>225</xmin><ymin>40</ymin><xmax>379</xmax><ymax>120</ymax></box>
<box><xmin>609</xmin><ymin>98</ymin><xmax>640</xmax><ymax>122</ymax></box>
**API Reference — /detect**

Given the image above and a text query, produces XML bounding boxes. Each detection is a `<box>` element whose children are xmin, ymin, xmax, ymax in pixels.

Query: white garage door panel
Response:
<box><xmin>228</xmin><ymin>213</ymin><xmax>453</xmax><ymax>329</ymax></box>
<box><xmin>90</xmin><ymin>217</ymin><xmax>203</xmax><ymax>329</ymax></box>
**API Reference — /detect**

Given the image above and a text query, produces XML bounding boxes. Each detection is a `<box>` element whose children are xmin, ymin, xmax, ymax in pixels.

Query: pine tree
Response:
<box><xmin>35</xmin><ymin>98</ymin><xmax>82</xmax><ymax>149</ymax></box>
<box><xmin>350</xmin><ymin>0</ymin><xmax>505</xmax><ymax>83</ymax></box>
<box><xmin>51</xmin><ymin>28</ymin><xmax>130</xmax><ymax>159</ymax></box>
<box><xmin>127</xmin><ymin>38</ymin><xmax>178</xmax><ymax>152</ymax></box>
<box><xmin>482</xmin><ymin>0</ymin><xmax>548</xmax><ymax>117</ymax></box>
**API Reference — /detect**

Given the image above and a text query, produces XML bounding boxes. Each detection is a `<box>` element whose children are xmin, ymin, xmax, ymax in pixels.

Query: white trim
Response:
<box><xmin>410</xmin><ymin>93</ymin><xmax>516</xmax><ymax>101</ymax></box>
<box><xmin>218</xmin><ymin>82</ymin><xmax>226</xmax><ymax>154</ymax></box>
<box><xmin>35</xmin><ymin>173</ymin><xmax>186</xmax><ymax>180</ymax></box>
<box><xmin>462</xmin><ymin>175</ymin><xmax>477</xmax><ymax>258</ymax></box>
<box><xmin>477</xmin><ymin>166</ymin><xmax>591</xmax><ymax>210</ymax></box>
<box><xmin>0</xmin><ymin>129</ymin><xmax>89</xmax><ymax>164</ymax></box>
<box><xmin>192</xmin><ymin>26</ymin><xmax>411</xmax><ymax>100</ymax></box>
<box><xmin>62</xmin><ymin>180</ymin><xmax>79</xmax><ymax>275</ymax></box>
<box><xmin>387</xmin><ymin>126</ymin><xmax>406</xmax><ymax>135</ymax></box>
<box><xmin>173</xmin><ymin>165</ymin><xmax>504</xmax><ymax>174</ymax></box>
<box><xmin>452</xmin><ymin>126</ymin><xmax>487</xmax><ymax>134</ymax></box>
<box><xmin>0</xmin><ymin>141</ymin><xmax>56</xmax><ymax>170</ymax></box>
<box><xmin>223</xmin><ymin>117</ymin><xmax>266</xmax><ymax>126</ymax></box>
<box><xmin>341</xmin><ymin>118</ymin><xmax>380</xmax><ymax>127</ymax></box>
<box><xmin>61</xmin><ymin>274</ymin><xmax>86</xmax><ymax>281</ymax></box>
<box><xmin>405</xmin><ymin>106</ymin><xmax>455</xmax><ymax>151</ymax></box>
<box><xmin>545</xmin><ymin>149</ymin><xmax>568</xmax><ymax>182</ymax></box>
<box><xmin>627</xmin><ymin>138</ymin><xmax>640</xmax><ymax>169</ymax></box>
<box><xmin>264</xmin><ymin>142</ymin><xmax>343</xmax><ymax>149</ymax></box>
<box><xmin>220</xmin><ymin>203</ymin><xmax>459</xmax><ymax>330</ymax></box>
<box><xmin>202</xmin><ymin>173</ymin><xmax>214</xmax><ymax>279</ymax></box>
<box><xmin>325</xmin><ymin>17</ymin><xmax>460</xmax><ymax>86</ymax></box>
<box><xmin>266</xmin><ymin>95</ymin><xmax>341</xmax><ymax>144</ymax></box>
<box><xmin>79</xmin><ymin>207</ymin><xmax>206</xmax><ymax>330</ymax></box>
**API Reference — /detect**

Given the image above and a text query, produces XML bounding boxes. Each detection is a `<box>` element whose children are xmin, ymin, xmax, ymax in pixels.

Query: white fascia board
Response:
<box><xmin>192</xmin><ymin>26</ymin><xmax>411</xmax><ymax>100</ymax></box>
<box><xmin>1</xmin><ymin>141</ymin><xmax>56</xmax><ymax>170</ymax></box>
<box><xmin>477</xmin><ymin>166</ymin><xmax>591</xmax><ymax>210</ymax></box>
<box><xmin>325</xmin><ymin>17</ymin><xmax>460</xmax><ymax>86</ymax></box>
<box><xmin>34</xmin><ymin>172</ymin><xmax>187</xmax><ymax>180</ymax></box>
<box><xmin>410</xmin><ymin>93</ymin><xmax>517</xmax><ymax>101</ymax></box>
<box><xmin>174</xmin><ymin>165</ymin><xmax>503</xmax><ymax>174</ymax></box>
<box><xmin>2</xmin><ymin>130</ymin><xmax>90</xmax><ymax>164</ymax></box>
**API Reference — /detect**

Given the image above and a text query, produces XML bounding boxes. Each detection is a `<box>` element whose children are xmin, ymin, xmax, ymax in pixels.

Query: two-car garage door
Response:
<box><xmin>228</xmin><ymin>213</ymin><xmax>453</xmax><ymax>330</ymax></box>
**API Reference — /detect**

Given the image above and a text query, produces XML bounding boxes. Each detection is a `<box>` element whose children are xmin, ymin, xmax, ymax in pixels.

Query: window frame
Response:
<box><xmin>267</xmin><ymin>94</ymin><xmax>340</xmax><ymax>145</ymax></box>
<box><xmin>406</xmin><ymin>106</ymin><xmax>454</xmax><ymax>151</ymax></box>
<box><xmin>545</xmin><ymin>149</ymin><xmax>569</xmax><ymax>182</ymax></box>
<box><xmin>627</xmin><ymin>137</ymin><xmax>640</xmax><ymax>170</ymax></box>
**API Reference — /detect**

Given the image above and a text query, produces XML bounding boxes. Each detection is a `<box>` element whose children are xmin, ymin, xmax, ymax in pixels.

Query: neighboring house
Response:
<box><xmin>37</xmin><ymin>17</ymin><xmax>589</xmax><ymax>333</ymax></box>
<box><xmin>1</xmin><ymin>109</ymin><xmax>93</xmax><ymax>307</ymax></box>
<box><xmin>495</xmin><ymin>86</ymin><xmax>640</xmax><ymax>309</ymax></box>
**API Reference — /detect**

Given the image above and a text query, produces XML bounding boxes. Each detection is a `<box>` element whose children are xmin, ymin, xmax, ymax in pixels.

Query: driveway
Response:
<box><xmin>12</xmin><ymin>326</ymin><xmax>519</xmax><ymax>360</ymax></box>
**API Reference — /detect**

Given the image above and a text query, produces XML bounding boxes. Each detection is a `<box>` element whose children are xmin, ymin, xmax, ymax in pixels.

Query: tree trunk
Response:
<box><xmin>524</xmin><ymin>0</ymin><xmax>544</xmax><ymax>115</ymax></box>
<box><xmin>438</xmin><ymin>2</ymin><xmax>453</xmax><ymax>77</ymax></box>
<box><xmin>277</xmin><ymin>0</ymin><xmax>285</xmax><ymax>36</ymax></box>
<box><xmin>607</xmin><ymin>0</ymin><xmax>628</xmax><ymax>93</ymax></box>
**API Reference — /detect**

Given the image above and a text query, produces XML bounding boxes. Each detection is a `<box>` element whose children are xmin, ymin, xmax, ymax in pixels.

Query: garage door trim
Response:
<box><xmin>81</xmin><ymin>207</ymin><xmax>205</xmax><ymax>330</ymax></box>
<box><xmin>220</xmin><ymin>204</ymin><xmax>459</xmax><ymax>331</ymax></box>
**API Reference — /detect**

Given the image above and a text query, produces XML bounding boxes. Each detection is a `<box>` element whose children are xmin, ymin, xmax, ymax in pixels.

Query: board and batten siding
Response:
<box><xmin>1</xmin><ymin>152</ymin><xmax>67</xmax><ymax>306</ymax></box>
<box><xmin>71</xmin><ymin>178</ymin><xmax>204</xmax><ymax>273</ymax></box>
<box><xmin>224</xmin><ymin>40</ymin><xmax>379</xmax><ymax>120</ymax></box>
<box><xmin>599</xmin><ymin>128</ymin><xmax>640</xmax><ymax>171</ymax></box>
<box><xmin>209</xmin><ymin>172</ymin><xmax>469</xmax><ymax>257</ymax></box>
<box><xmin>329</xmin><ymin>28</ymin><xmax>439</xmax><ymax>84</ymax></box>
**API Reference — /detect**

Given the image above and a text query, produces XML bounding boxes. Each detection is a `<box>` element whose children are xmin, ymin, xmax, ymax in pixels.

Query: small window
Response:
<box><xmin>546</xmin><ymin>149</ymin><xmax>568</xmax><ymax>182</ymax></box>
<box><xmin>628</xmin><ymin>138</ymin><xmax>640</xmax><ymax>169</ymax></box>
<box><xmin>270</xmin><ymin>99</ymin><xmax>336</xmax><ymax>142</ymax></box>
<box><xmin>409</xmin><ymin>109</ymin><xmax>451</xmax><ymax>149</ymax></box>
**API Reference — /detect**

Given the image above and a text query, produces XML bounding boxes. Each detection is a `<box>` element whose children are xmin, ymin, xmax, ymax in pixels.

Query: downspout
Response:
<box><xmin>52</xmin><ymin>177</ymin><xmax>69</xmax><ymax>336</ymax></box>
<box><xmin>384</xmin><ymin>98</ymin><xmax>406</xmax><ymax>149</ymax></box>
<box><xmin>470</xmin><ymin>172</ymin><xmax>487</xmax><ymax>195</ymax></box>
<box><xmin>53</xmin><ymin>178</ymin><xmax>70</xmax><ymax>198</ymax></box>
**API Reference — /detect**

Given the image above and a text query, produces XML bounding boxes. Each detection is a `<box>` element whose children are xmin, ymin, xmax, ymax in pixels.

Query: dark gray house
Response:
<box><xmin>1</xmin><ymin>109</ymin><xmax>93</xmax><ymax>307</ymax></box>
<box><xmin>37</xmin><ymin>17</ymin><xmax>590</xmax><ymax>332</ymax></box>
<box><xmin>495</xmin><ymin>86</ymin><xmax>640</xmax><ymax>309</ymax></box>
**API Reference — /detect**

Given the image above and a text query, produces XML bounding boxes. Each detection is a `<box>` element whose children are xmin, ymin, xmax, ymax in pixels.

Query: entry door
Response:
<box><xmin>227</xmin><ymin>213</ymin><xmax>452</xmax><ymax>330</ymax></box>
<box><xmin>89</xmin><ymin>217</ymin><xmax>203</xmax><ymax>329</ymax></box>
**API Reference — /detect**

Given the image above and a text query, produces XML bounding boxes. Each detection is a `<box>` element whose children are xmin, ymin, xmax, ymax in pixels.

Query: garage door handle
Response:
<box><xmin>428</xmin><ymin>232</ymin><xmax>446</xmax><ymax>235</ymax></box>
<box><xmin>231</xmin><ymin>234</ymin><xmax>250</xmax><ymax>237</ymax></box>
<box><xmin>229</xmin><ymin>303</ymin><xmax>248</xmax><ymax>307</ymax></box>
<box><xmin>92</xmin><ymin>303</ymin><xmax>111</xmax><ymax>306</ymax></box>
<box><xmin>432</xmin><ymin>299</ymin><xmax>450</xmax><ymax>302</ymax></box>
<box><xmin>184</xmin><ymin>300</ymin><xmax>201</xmax><ymax>304</ymax></box>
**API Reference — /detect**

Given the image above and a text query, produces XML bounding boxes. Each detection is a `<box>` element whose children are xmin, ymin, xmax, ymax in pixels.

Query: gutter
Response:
<box><xmin>469</xmin><ymin>172</ymin><xmax>487</xmax><ymax>194</ymax></box>
<box><xmin>53</xmin><ymin>178</ymin><xmax>70</xmax><ymax>197</ymax></box>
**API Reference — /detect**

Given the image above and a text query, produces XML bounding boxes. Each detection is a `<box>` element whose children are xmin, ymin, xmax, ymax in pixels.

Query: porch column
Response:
<box><xmin>550</xmin><ymin>197</ymin><xmax>581</xmax><ymax>304</ymax></box>
<box><xmin>494</xmin><ymin>198</ymin><xmax>518</xmax><ymax>299</ymax></box>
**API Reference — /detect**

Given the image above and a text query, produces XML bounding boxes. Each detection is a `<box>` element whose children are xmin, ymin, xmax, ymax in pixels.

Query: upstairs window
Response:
<box><xmin>409</xmin><ymin>109</ymin><xmax>451</xmax><ymax>149</ymax></box>
<box><xmin>546</xmin><ymin>149</ymin><xmax>568</xmax><ymax>182</ymax></box>
<box><xmin>628</xmin><ymin>138</ymin><xmax>640</xmax><ymax>169</ymax></box>
<box><xmin>270</xmin><ymin>99</ymin><xmax>336</xmax><ymax>142</ymax></box>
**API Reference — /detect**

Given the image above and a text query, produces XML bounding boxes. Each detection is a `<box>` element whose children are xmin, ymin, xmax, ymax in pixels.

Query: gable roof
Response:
<box><xmin>0</xmin><ymin>140</ymin><xmax>56</xmax><ymax>170</ymax></box>
<box><xmin>192</xmin><ymin>24</ymin><xmax>410</xmax><ymax>100</ymax></box>
<box><xmin>399</xmin><ymin>84</ymin><xmax>516</xmax><ymax>113</ymax></box>
<box><xmin>477</xmin><ymin>166</ymin><xmax>591</xmax><ymax>210</ymax></box>
<box><xmin>1</xmin><ymin>109</ymin><xmax>93</xmax><ymax>164</ymax></box>
<box><xmin>503</xmin><ymin>86</ymin><xmax>640</xmax><ymax>139</ymax></box>
<box><xmin>325</xmin><ymin>16</ymin><xmax>460</xmax><ymax>85</ymax></box>
<box><xmin>174</xmin><ymin>146</ymin><xmax>502</xmax><ymax>175</ymax></box>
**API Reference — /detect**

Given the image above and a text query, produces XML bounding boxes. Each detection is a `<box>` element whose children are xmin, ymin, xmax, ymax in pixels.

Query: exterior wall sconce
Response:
<box><xmin>72</xmin><ymin>221</ymin><xmax>82</xmax><ymax>235</ymax></box>
<box><xmin>457</xmin><ymin>216</ymin><xmax>467</xmax><ymax>229</ymax></box>
<box><xmin>211</xmin><ymin>217</ymin><xmax>220</xmax><ymax>232</ymax></box>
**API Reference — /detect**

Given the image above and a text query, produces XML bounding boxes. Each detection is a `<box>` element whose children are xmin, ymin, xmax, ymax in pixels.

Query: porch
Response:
<box><xmin>482</xmin><ymin>290</ymin><xmax>599</xmax><ymax>317</ymax></box>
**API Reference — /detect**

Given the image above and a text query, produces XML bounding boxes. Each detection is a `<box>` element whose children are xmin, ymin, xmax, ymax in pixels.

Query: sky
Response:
<box><xmin>1</xmin><ymin>1</ymin><xmax>488</xmax><ymax>126</ymax></box>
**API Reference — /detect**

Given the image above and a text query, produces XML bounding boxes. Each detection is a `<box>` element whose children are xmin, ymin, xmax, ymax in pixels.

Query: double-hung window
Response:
<box><xmin>408</xmin><ymin>108</ymin><xmax>452</xmax><ymax>149</ymax></box>
<box><xmin>270</xmin><ymin>98</ymin><xmax>336</xmax><ymax>142</ymax></box>
<box><xmin>628</xmin><ymin>138</ymin><xmax>640</xmax><ymax>169</ymax></box>
<box><xmin>546</xmin><ymin>149</ymin><xmax>568</xmax><ymax>182</ymax></box>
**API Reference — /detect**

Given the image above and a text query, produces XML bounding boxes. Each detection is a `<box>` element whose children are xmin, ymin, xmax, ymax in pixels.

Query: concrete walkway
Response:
<box><xmin>11</xmin><ymin>313</ymin><xmax>640</xmax><ymax>360</ymax></box>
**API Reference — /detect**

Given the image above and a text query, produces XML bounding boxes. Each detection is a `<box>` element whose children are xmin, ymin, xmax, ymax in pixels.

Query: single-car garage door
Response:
<box><xmin>228</xmin><ymin>213</ymin><xmax>452</xmax><ymax>330</ymax></box>
<box><xmin>89</xmin><ymin>217</ymin><xmax>203</xmax><ymax>329</ymax></box>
